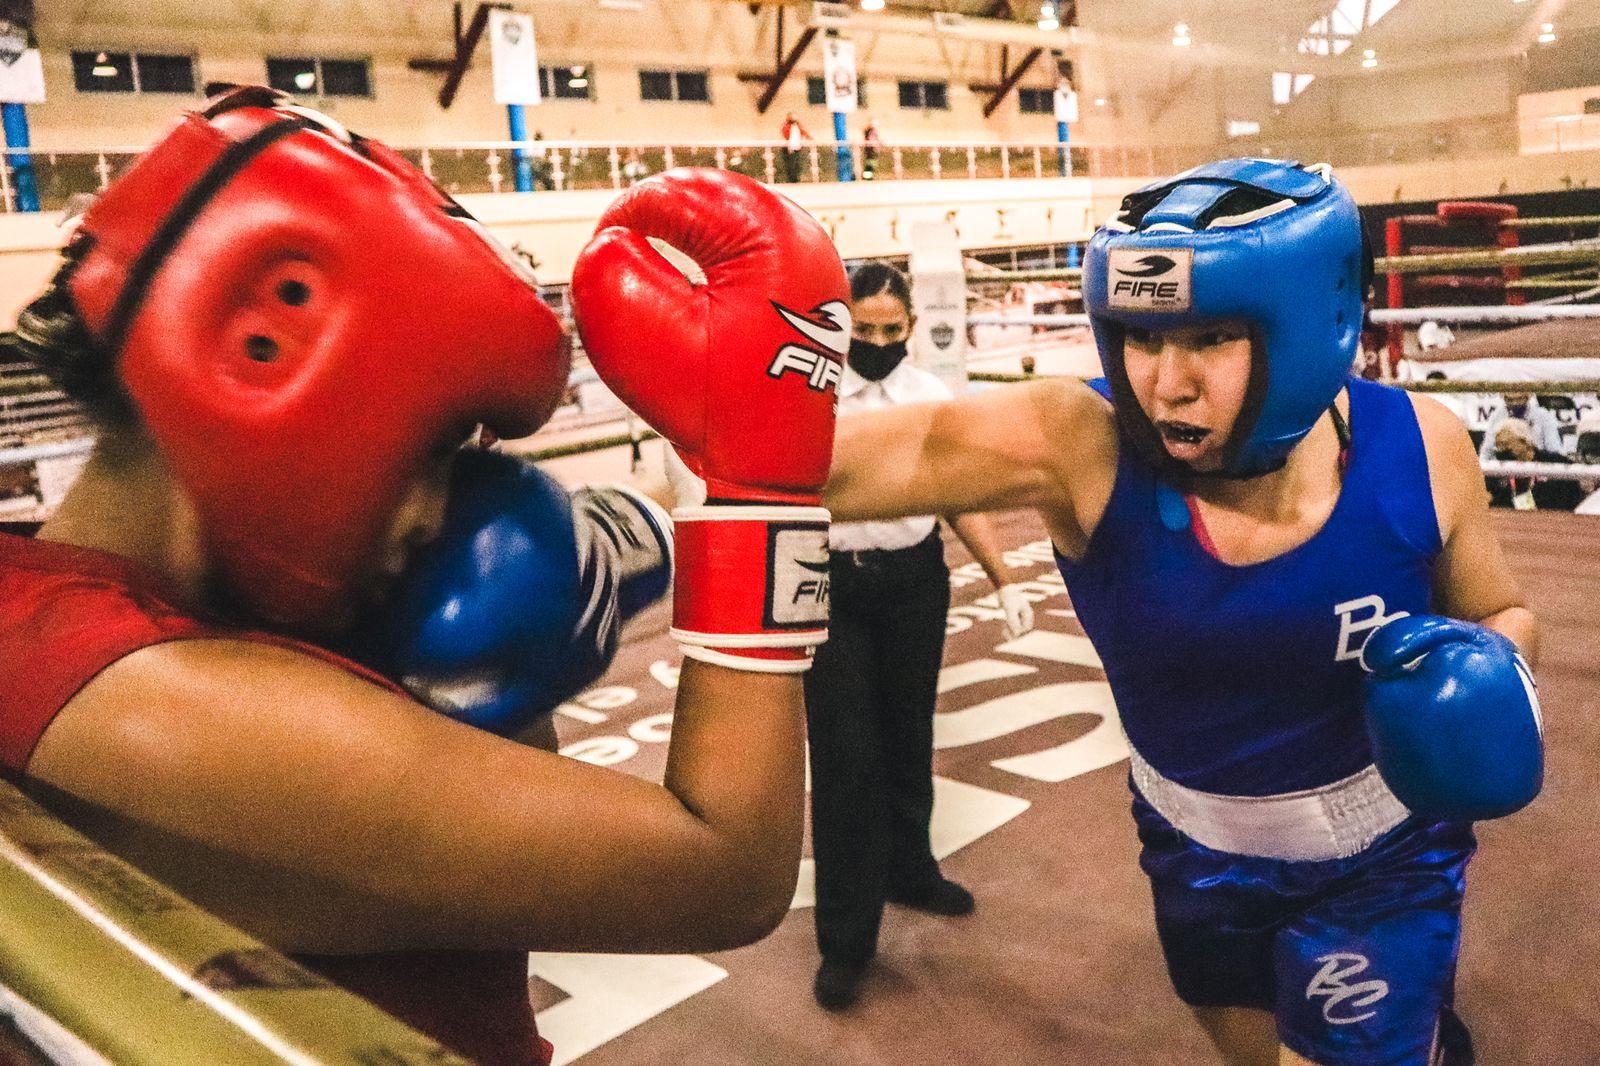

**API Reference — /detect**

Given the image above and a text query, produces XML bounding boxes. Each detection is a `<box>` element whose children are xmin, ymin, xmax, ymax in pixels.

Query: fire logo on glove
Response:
<box><xmin>767</xmin><ymin>299</ymin><xmax>851</xmax><ymax>393</ymax></box>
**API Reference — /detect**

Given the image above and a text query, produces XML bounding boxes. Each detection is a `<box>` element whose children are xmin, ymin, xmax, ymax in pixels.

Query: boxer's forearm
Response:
<box><xmin>656</xmin><ymin>661</ymin><xmax>805</xmax><ymax>941</ymax></box>
<box><xmin>1479</xmin><ymin>605</ymin><xmax>1539</xmax><ymax>665</ymax></box>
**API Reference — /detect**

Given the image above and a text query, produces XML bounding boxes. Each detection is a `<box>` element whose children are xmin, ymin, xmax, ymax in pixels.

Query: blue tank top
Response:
<box><xmin>1057</xmin><ymin>377</ymin><xmax>1442</xmax><ymax>796</ymax></box>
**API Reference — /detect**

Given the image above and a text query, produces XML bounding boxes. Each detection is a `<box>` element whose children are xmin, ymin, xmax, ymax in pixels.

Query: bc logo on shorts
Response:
<box><xmin>1305</xmin><ymin>952</ymin><xmax>1390</xmax><ymax>1025</ymax></box>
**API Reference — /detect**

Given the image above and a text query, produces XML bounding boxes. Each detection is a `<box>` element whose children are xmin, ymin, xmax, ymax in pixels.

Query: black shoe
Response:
<box><xmin>888</xmin><ymin>877</ymin><xmax>975</xmax><ymax>916</ymax></box>
<box><xmin>813</xmin><ymin>958</ymin><xmax>866</xmax><ymax>1012</ymax></box>
<box><xmin>1436</xmin><ymin>1007</ymin><xmax>1474</xmax><ymax>1066</ymax></box>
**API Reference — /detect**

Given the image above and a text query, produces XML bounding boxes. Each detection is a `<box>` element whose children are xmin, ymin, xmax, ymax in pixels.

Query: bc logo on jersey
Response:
<box><xmin>1332</xmin><ymin>595</ymin><xmax>1410</xmax><ymax>663</ymax></box>
<box><xmin>1305</xmin><ymin>952</ymin><xmax>1390</xmax><ymax>1025</ymax></box>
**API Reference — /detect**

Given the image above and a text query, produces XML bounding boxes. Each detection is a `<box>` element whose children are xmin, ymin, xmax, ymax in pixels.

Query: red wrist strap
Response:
<box><xmin>670</xmin><ymin>504</ymin><xmax>829</xmax><ymax>672</ymax></box>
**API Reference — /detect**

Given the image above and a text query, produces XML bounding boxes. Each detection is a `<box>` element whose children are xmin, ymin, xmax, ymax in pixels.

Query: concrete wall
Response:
<box><xmin>19</xmin><ymin>1</ymin><xmax>1088</xmax><ymax>150</ymax></box>
<box><xmin>1337</xmin><ymin>144</ymin><xmax>1600</xmax><ymax>204</ymax></box>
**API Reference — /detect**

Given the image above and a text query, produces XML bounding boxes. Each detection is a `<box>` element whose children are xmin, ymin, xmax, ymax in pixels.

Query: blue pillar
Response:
<box><xmin>2</xmin><ymin>103</ymin><xmax>40</xmax><ymax>213</ymax></box>
<box><xmin>1056</xmin><ymin>119</ymin><xmax>1070</xmax><ymax>178</ymax></box>
<box><xmin>506</xmin><ymin>104</ymin><xmax>534</xmax><ymax>193</ymax></box>
<box><xmin>1066</xmin><ymin>243</ymin><xmax>1080</xmax><ymax>269</ymax></box>
<box><xmin>832</xmin><ymin>111</ymin><xmax>854</xmax><ymax>183</ymax></box>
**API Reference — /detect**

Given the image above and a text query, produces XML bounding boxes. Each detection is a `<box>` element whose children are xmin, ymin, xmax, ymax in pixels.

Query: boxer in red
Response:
<box><xmin>0</xmin><ymin>88</ymin><xmax>848</xmax><ymax>1064</ymax></box>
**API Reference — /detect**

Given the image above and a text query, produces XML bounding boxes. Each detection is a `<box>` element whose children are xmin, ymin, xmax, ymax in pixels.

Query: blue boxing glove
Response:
<box><xmin>1360</xmin><ymin>614</ymin><xmax>1543</xmax><ymax>821</ymax></box>
<box><xmin>363</xmin><ymin>449</ymin><xmax>671</xmax><ymax>735</ymax></box>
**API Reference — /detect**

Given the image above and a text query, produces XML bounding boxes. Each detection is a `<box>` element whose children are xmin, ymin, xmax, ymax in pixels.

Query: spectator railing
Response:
<box><xmin>0</xmin><ymin>113</ymin><xmax>1539</xmax><ymax>213</ymax></box>
<box><xmin>0</xmin><ymin>139</ymin><xmax>1113</xmax><ymax>212</ymax></box>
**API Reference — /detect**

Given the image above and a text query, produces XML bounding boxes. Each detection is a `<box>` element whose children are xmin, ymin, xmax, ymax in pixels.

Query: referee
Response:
<box><xmin>808</xmin><ymin>261</ymin><xmax>1032</xmax><ymax>1011</ymax></box>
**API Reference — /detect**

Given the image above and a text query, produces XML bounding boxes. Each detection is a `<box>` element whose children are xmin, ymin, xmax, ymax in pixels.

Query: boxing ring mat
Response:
<box><xmin>537</xmin><ymin>507</ymin><xmax>1599</xmax><ymax>1065</ymax></box>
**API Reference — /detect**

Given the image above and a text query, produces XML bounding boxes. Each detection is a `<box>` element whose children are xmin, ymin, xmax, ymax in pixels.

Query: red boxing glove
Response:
<box><xmin>572</xmin><ymin>169</ymin><xmax>848</xmax><ymax>672</ymax></box>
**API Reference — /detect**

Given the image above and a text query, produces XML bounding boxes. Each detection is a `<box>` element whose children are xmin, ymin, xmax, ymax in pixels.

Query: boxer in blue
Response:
<box><xmin>825</xmin><ymin>159</ymin><xmax>1542</xmax><ymax>1065</ymax></box>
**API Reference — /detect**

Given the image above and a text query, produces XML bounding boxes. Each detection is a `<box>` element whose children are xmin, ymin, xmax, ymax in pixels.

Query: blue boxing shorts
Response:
<box><xmin>1132</xmin><ymin>792</ymin><xmax>1476</xmax><ymax>1065</ymax></box>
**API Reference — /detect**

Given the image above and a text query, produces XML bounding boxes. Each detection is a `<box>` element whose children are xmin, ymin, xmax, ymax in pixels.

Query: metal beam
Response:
<box><xmin>405</xmin><ymin>2</ymin><xmax>509</xmax><ymax>111</ymax></box>
<box><xmin>740</xmin><ymin>19</ymin><xmax>819</xmax><ymax>115</ymax></box>
<box><xmin>981</xmin><ymin>45</ymin><xmax>1042</xmax><ymax>118</ymax></box>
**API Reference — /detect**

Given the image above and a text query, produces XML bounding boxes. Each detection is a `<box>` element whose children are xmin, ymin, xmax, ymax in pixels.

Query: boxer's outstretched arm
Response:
<box><xmin>825</xmin><ymin>378</ymin><xmax>1108</xmax><ymax>522</ymax></box>
<box><xmin>27</xmin><ymin>641</ymin><xmax>804</xmax><ymax>956</ymax></box>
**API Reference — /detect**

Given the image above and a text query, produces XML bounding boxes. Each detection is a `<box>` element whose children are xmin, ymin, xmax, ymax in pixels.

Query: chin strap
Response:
<box><xmin>1329</xmin><ymin>389</ymin><xmax>1352</xmax><ymax>475</ymax></box>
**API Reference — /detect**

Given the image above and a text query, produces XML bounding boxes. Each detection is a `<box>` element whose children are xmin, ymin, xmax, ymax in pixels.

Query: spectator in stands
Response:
<box><xmin>1485</xmin><ymin>418</ymin><xmax>1583</xmax><ymax>510</ymax></box>
<box><xmin>862</xmin><ymin>117</ymin><xmax>884</xmax><ymax>181</ymax></box>
<box><xmin>1575</xmin><ymin>414</ymin><xmax>1600</xmax><ymax>515</ymax></box>
<box><xmin>780</xmin><ymin>112</ymin><xmax>813</xmax><ymax>183</ymax></box>
<box><xmin>1479</xmin><ymin>392</ymin><xmax>1564</xmax><ymax>463</ymax></box>
<box><xmin>1578</xmin><ymin>413</ymin><xmax>1600</xmax><ymax>466</ymax></box>
<box><xmin>621</xmin><ymin>148</ymin><xmax>649</xmax><ymax>186</ymax></box>
<box><xmin>528</xmin><ymin>131</ymin><xmax>555</xmax><ymax>192</ymax></box>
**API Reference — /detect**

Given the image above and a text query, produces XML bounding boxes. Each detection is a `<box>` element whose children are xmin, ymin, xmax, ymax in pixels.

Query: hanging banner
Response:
<box><xmin>488</xmin><ymin>9</ymin><xmax>540</xmax><ymax>106</ymax></box>
<box><xmin>909</xmin><ymin>221</ymin><xmax>969</xmax><ymax>396</ymax></box>
<box><xmin>0</xmin><ymin>16</ymin><xmax>44</xmax><ymax>104</ymax></box>
<box><xmin>822</xmin><ymin>37</ymin><xmax>857</xmax><ymax>115</ymax></box>
<box><xmin>1053</xmin><ymin>83</ymin><xmax>1078</xmax><ymax>124</ymax></box>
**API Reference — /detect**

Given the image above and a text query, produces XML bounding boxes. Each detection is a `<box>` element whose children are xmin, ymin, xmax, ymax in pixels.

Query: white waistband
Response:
<box><xmin>1129</xmin><ymin>747</ymin><xmax>1411</xmax><ymax>862</ymax></box>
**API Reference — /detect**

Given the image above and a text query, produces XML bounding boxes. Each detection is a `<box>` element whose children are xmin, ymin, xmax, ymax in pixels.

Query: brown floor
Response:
<box><xmin>545</xmin><ymin>509</ymin><xmax>1600</xmax><ymax>1066</ymax></box>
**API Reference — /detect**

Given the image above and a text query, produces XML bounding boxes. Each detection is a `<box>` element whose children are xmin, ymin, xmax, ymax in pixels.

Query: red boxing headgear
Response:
<box><xmin>67</xmin><ymin>88</ymin><xmax>571</xmax><ymax>625</ymax></box>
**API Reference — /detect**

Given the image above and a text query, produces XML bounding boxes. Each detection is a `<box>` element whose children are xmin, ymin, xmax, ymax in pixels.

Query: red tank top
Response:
<box><xmin>0</xmin><ymin>532</ymin><xmax>552</xmax><ymax>1066</ymax></box>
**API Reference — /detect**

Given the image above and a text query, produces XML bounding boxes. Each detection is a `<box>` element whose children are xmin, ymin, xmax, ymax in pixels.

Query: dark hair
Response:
<box><xmin>848</xmin><ymin>260</ymin><xmax>912</xmax><ymax>315</ymax></box>
<box><xmin>0</xmin><ymin>240</ymin><xmax>135</xmax><ymax>427</ymax></box>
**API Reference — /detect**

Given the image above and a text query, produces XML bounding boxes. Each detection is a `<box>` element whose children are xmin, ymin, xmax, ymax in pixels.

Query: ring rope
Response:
<box><xmin>966</xmin><ymin>305</ymin><xmax>1600</xmax><ymax>330</ymax></box>
<box><xmin>0</xmin><ymin>779</ymin><xmax>469</xmax><ymax>1065</ymax></box>
<box><xmin>1500</xmin><ymin>215</ymin><xmax>1600</xmax><ymax>229</ymax></box>
<box><xmin>968</xmin><ymin>370</ymin><xmax>1600</xmax><ymax>396</ymax></box>
<box><xmin>964</xmin><ymin>237</ymin><xmax>1600</xmax><ymax>286</ymax></box>
<box><xmin>1481</xmin><ymin>460</ymin><xmax>1600</xmax><ymax>479</ymax></box>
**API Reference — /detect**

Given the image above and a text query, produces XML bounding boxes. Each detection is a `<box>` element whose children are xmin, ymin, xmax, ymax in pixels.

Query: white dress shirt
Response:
<box><xmin>829</xmin><ymin>359</ymin><xmax>955</xmax><ymax>552</ymax></box>
<box><xmin>1478</xmin><ymin>396</ymin><xmax>1566</xmax><ymax>460</ymax></box>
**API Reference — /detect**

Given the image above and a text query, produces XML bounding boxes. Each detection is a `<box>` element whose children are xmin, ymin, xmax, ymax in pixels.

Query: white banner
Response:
<box><xmin>909</xmin><ymin>221</ymin><xmax>969</xmax><ymax>395</ymax></box>
<box><xmin>821</xmin><ymin>37</ymin><xmax>857</xmax><ymax>115</ymax></box>
<box><xmin>0</xmin><ymin>20</ymin><xmax>44</xmax><ymax>104</ymax></box>
<box><xmin>1053</xmin><ymin>84</ymin><xmax>1078</xmax><ymax>123</ymax></box>
<box><xmin>488</xmin><ymin>9</ymin><xmax>540</xmax><ymax>106</ymax></box>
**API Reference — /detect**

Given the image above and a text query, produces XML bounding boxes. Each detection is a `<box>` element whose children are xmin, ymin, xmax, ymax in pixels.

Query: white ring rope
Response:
<box><xmin>1</xmin><ymin>439</ymin><xmax>94</xmax><ymax>465</ymax></box>
<box><xmin>966</xmin><ymin>305</ymin><xmax>1600</xmax><ymax>329</ymax></box>
<box><xmin>1480</xmin><ymin>460</ymin><xmax>1600</xmax><ymax>480</ymax></box>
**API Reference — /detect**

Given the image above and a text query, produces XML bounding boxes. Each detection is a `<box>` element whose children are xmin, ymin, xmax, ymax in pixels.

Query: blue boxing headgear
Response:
<box><xmin>1083</xmin><ymin>158</ymin><xmax>1371</xmax><ymax>478</ymax></box>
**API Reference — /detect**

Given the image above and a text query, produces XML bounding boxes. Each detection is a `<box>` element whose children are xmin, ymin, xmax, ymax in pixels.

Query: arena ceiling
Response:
<box><xmin>31</xmin><ymin>0</ymin><xmax>1600</xmax><ymax>71</ymax></box>
<box><xmin>714</xmin><ymin>0</ymin><xmax>1596</xmax><ymax>56</ymax></box>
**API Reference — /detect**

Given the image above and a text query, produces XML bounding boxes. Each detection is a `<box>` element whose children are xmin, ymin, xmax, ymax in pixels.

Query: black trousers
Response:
<box><xmin>805</xmin><ymin>530</ymin><xmax>951</xmax><ymax>964</ymax></box>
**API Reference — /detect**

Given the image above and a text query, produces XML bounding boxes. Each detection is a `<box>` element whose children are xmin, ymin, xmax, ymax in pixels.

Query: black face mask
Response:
<box><xmin>848</xmin><ymin>338</ymin><xmax>908</xmax><ymax>382</ymax></box>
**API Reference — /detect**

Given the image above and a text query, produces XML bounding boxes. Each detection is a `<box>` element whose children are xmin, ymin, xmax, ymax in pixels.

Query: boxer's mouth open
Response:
<box><xmin>1156</xmin><ymin>420</ymin><xmax>1211</xmax><ymax>446</ymax></box>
